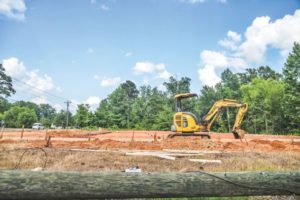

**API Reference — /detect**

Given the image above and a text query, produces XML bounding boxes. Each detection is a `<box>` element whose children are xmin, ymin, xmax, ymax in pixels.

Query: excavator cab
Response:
<box><xmin>170</xmin><ymin>93</ymin><xmax>210</xmax><ymax>138</ymax></box>
<box><xmin>172</xmin><ymin>93</ymin><xmax>200</xmax><ymax>132</ymax></box>
<box><xmin>170</xmin><ymin>93</ymin><xmax>248</xmax><ymax>139</ymax></box>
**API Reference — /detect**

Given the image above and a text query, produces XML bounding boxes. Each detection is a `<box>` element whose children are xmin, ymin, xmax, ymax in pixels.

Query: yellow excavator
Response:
<box><xmin>169</xmin><ymin>93</ymin><xmax>248</xmax><ymax>139</ymax></box>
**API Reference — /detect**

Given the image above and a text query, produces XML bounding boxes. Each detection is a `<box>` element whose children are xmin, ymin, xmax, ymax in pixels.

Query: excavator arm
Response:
<box><xmin>202</xmin><ymin>99</ymin><xmax>248</xmax><ymax>139</ymax></box>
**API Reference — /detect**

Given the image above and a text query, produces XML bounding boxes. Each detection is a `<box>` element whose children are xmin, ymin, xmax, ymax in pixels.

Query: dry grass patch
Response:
<box><xmin>0</xmin><ymin>146</ymin><xmax>299</xmax><ymax>172</ymax></box>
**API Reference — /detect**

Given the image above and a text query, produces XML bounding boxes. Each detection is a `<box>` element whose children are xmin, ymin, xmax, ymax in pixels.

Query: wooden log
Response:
<box><xmin>0</xmin><ymin>170</ymin><xmax>299</xmax><ymax>199</ymax></box>
<box><xmin>189</xmin><ymin>159</ymin><xmax>222</xmax><ymax>164</ymax></box>
<box><xmin>125</xmin><ymin>152</ymin><xmax>176</xmax><ymax>160</ymax></box>
<box><xmin>157</xmin><ymin>154</ymin><xmax>176</xmax><ymax>160</ymax></box>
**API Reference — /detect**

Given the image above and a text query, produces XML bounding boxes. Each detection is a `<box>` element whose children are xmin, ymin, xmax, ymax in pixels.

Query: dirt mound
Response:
<box><xmin>44</xmin><ymin>129</ymin><xmax>112</xmax><ymax>138</ymax></box>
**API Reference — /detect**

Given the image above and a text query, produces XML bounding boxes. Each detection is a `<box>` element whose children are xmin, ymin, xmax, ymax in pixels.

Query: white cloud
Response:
<box><xmin>156</xmin><ymin>70</ymin><xmax>172</xmax><ymax>80</ymax></box>
<box><xmin>84</xmin><ymin>96</ymin><xmax>101</xmax><ymax>106</ymax></box>
<box><xmin>100</xmin><ymin>4</ymin><xmax>109</xmax><ymax>11</ymax></box>
<box><xmin>125</xmin><ymin>52</ymin><xmax>133</xmax><ymax>57</ymax></box>
<box><xmin>31</xmin><ymin>96</ymin><xmax>48</xmax><ymax>105</ymax></box>
<box><xmin>133</xmin><ymin>61</ymin><xmax>172</xmax><ymax>80</ymax></box>
<box><xmin>53</xmin><ymin>103</ymin><xmax>63</xmax><ymax>112</ymax></box>
<box><xmin>198</xmin><ymin>10</ymin><xmax>300</xmax><ymax>87</ymax></box>
<box><xmin>219</xmin><ymin>30</ymin><xmax>241</xmax><ymax>51</ymax></box>
<box><xmin>87</xmin><ymin>48</ymin><xmax>94</xmax><ymax>54</ymax></box>
<box><xmin>2</xmin><ymin>57</ymin><xmax>55</xmax><ymax>92</ymax></box>
<box><xmin>94</xmin><ymin>76</ymin><xmax>121</xmax><ymax>87</ymax></box>
<box><xmin>217</xmin><ymin>0</ymin><xmax>227</xmax><ymax>3</ymax></box>
<box><xmin>133</xmin><ymin>62</ymin><xmax>161</xmax><ymax>74</ymax></box>
<box><xmin>90</xmin><ymin>0</ymin><xmax>96</xmax><ymax>4</ymax></box>
<box><xmin>0</xmin><ymin>0</ymin><xmax>26</xmax><ymax>21</ymax></box>
<box><xmin>239</xmin><ymin>10</ymin><xmax>300</xmax><ymax>63</ymax></box>
<box><xmin>201</xmin><ymin>50</ymin><xmax>228</xmax><ymax>67</ymax></box>
<box><xmin>198</xmin><ymin>65</ymin><xmax>221</xmax><ymax>87</ymax></box>
<box><xmin>2</xmin><ymin>57</ymin><xmax>26</xmax><ymax>78</ymax></box>
<box><xmin>26</xmin><ymin>70</ymin><xmax>55</xmax><ymax>91</ymax></box>
<box><xmin>198</xmin><ymin>50</ymin><xmax>247</xmax><ymax>86</ymax></box>
<box><xmin>2</xmin><ymin>57</ymin><xmax>63</xmax><ymax>109</ymax></box>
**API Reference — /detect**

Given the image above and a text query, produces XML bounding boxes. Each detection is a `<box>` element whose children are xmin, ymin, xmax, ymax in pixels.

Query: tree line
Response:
<box><xmin>0</xmin><ymin>43</ymin><xmax>299</xmax><ymax>134</ymax></box>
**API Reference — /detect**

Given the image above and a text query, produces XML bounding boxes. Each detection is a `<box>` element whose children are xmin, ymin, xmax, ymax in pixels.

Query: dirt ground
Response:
<box><xmin>0</xmin><ymin>129</ymin><xmax>300</xmax><ymax>173</ymax></box>
<box><xmin>1</xmin><ymin>129</ymin><xmax>300</xmax><ymax>152</ymax></box>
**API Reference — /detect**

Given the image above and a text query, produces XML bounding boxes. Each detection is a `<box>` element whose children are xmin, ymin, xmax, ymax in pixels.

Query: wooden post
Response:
<box><xmin>0</xmin><ymin>171</ymin><xmax>299</xmax><ymax>199</ymax></box>
<box><xmin>45</xmin><ymin>136</ymin><xmax>52</xmax><ymax>148</ymax></box>
<box><xmin>20</xmin><ymin>125</ymin><xmax>24</xmax><ymax>139</ymax></box>
<box><xmin>44</xmin><ymin>130</ymin><xmax>48</xmax><ymax>141</ymax></box>
<box><xmin>131</xmin><ymin>131</ymin><xmax>135</xmax><ymax>142</ymax></box>
<box><xmin>0</xmin><ymin>125</ymin><xmax>5</xmax><ymax>139</ymax></box>
<box><xmin>154</xmin><ymin>132</ymin><xmax>157</xmax><ymax>142</ymax></box>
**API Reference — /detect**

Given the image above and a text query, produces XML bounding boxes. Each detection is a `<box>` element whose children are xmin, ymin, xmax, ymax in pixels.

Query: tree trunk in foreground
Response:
<box><xmin>0</xmin><ymin>170</ymin><xmax>299</xmax><ymax>199</ymax></box>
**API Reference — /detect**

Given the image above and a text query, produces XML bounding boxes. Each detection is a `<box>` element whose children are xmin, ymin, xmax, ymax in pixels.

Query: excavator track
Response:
<box><xmin>167</xmin><ymin>132</ymin><xmax>211</xmax><ymax>139</ymax></box>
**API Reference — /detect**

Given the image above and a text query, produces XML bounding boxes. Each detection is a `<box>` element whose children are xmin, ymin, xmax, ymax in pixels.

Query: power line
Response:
<box><xmin>7</xmin><ymin>83</ymin><xmax>63</xmax><ymax>107</ymax></box>
<box><xmin>11</xmin><ymin>77</ymin><xmax>69</xmax><ymax>101</ymax></box>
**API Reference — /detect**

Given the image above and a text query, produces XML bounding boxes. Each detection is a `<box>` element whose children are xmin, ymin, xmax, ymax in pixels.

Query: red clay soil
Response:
<box><xmin>2</xmin><ymin>129</ymin><xmax>300</xmax><ymax>140</ymax></box>
<box><xmin>1</xmin><ymin>136</ymin><xmax>300</xmax><ymax>153</ymax></box>
<box><xmin>1</xmin><ymin>129</ymin><xmax>300</xmax><ymax>153</ymax></box>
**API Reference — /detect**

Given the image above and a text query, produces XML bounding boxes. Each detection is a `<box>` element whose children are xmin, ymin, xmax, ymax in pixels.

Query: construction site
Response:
<box><xmin>1</xmin><ymin>1</ymin><xmax>300</xmax><ymax>198</ymax></box>
<box><xmin>1</xmin><ymin>94</ymin><xmax>300</xmax><ymax>198</ymax></box>
<box><xmin>1</xmin><ymin>129</ymin><xmax>300</xmax><ymax>171</ymax></box>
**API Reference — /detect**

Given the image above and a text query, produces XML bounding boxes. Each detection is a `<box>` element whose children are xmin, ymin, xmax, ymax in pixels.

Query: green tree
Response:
<box><xmin>13</xmin><ymin>101</ymin><xmax>41</xmax><ymax>120</ymax></box>
<box><xmin>0</xmin><ymin>97</ymin><xmax>11</xmax><ymax>113</ymax></box>
<box><xmin>95</xmin><ymin>81</ymin><xmax>139</xmax><ymax>129</ymax></box>
<box><xmin>241</xmin><ymin>78</ymin><xmax>284</xmax><ymax>134</ymax></box>
<box><xmin>3</xmin><ymin>106</ymin><xmax>37</xmax><ymax>128</ymax></box>
<box><xmin>0</xmin><ymin>64</ymin><xmax>15</xmax><ymax>97</ymax></box>
<box><xmin>257</xmin><ymin>66</ymin><xmax>282</xmax><ymax>80</ymax></box>
<box><xmin>163</xmin><ymin>76</ymin><xmax>191</xmax><ymax>97</ymax></box>
<box><xmin>95</xmin><ymin>99</ymin><xmax>112</xmax><ymax>128</ymax></box>
<box><xmin>238</xmin><ymin>66</ymin><xmax>281</xmax><ymax>84</ymax></box>
<box><xmin>75</xmin><ymin>104</ymin><xmax>90</xmax><ymax>128</ymax></box>
<box><xmin>238</xmin><ymin>68</ymin><xmax>258</xmax><ymax>85</ymax></box>
<box><xmin>130</xmin><ymin>86</ymin><xmax>172</xmax><ymax>130</ymax></box>
<box><xmin>54</xmin><ymin>110</ymin><xmax>74</xmax><ymax>128</ymax></box>
<box><xmin>39</xmin><ymin>104</ymin><xmax>56</xmax><ymax>127</ymax></box>
<box><xmin>17</xmin><ymin>109</ymin><xmax>38</xmax><ymax>128</ymax></box>
<box><xmin>216</xmin><ymin>68</ymin><xmax>241</xmax><ymax>99</ymax></box>
<box><xmin>282</xmin><ymin>42</ymin><xmax>300</xmax><ymax>133</ymax></box>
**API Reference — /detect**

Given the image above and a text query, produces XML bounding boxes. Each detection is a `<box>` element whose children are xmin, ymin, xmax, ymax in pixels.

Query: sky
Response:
<box><xmin>0</xmin><ymin>0</ymin><xmax>299</xmax><ymax>112</ymax></box>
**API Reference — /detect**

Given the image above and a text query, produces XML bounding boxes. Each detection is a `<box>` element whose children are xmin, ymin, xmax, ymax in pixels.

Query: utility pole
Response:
<box><xmin>64</xmin><ymin>101</ymin><xmax>71</xmax><ymax>129</ymax></box>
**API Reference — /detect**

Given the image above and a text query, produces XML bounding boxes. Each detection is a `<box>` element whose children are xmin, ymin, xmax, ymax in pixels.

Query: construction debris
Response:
<box><xmin>125</xmin><ymin>166</ymin><xmax>142</xmax><ymax>173</ymax></box>
<box><xmin>189</xmin><ymin>159</ymin><xmax>222</xmax><ymax>164</ymax></box>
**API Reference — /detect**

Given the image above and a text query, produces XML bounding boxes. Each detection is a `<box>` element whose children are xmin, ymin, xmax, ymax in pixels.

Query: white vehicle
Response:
<box><xmin>32</xmin><ymin>123</ymin><xmax>44</xmax><ymax>130</ymax></box>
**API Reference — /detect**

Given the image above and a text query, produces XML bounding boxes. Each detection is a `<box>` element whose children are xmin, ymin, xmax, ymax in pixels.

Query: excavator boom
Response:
<box><xmin>202</xmin><ymin>99</ymin><xmax>248</xmax><ymax>138</ymax></box>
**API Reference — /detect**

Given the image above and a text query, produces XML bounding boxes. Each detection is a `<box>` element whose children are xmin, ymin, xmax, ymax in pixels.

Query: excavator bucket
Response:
<box><xmin>232</xmin><ymin>128</ymin><xmax>246</xmax><ymax>139</ymax></box>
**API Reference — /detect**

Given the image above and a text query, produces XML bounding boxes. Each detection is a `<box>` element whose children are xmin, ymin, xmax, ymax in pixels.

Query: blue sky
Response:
<box><xmin>0</xmin><ymin>0</ymin><xmax>299</xmax><ymax>111</ymax></box>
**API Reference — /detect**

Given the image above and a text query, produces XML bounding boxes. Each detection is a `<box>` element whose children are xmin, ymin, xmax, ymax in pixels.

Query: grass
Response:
<box><xmin>0</xmin><ymin>145</ymin><xmax>299</xmax><ymax>172</ymax></box>
<box><xmin>0</xmin><ymin>144</ymin><xmax>298</xmax><ymax>200</ymax></box>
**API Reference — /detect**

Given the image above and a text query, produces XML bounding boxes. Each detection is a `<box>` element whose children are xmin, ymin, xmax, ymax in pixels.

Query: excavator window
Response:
<box><xmin>183</xmin><ymin>117</ymin><xmax>188</xmax><ymax>128</ymax></box>
<box><xmin>175</xmin><ymin>115</ymin><xmax>181</xmax><ymax>127</ymax></box>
